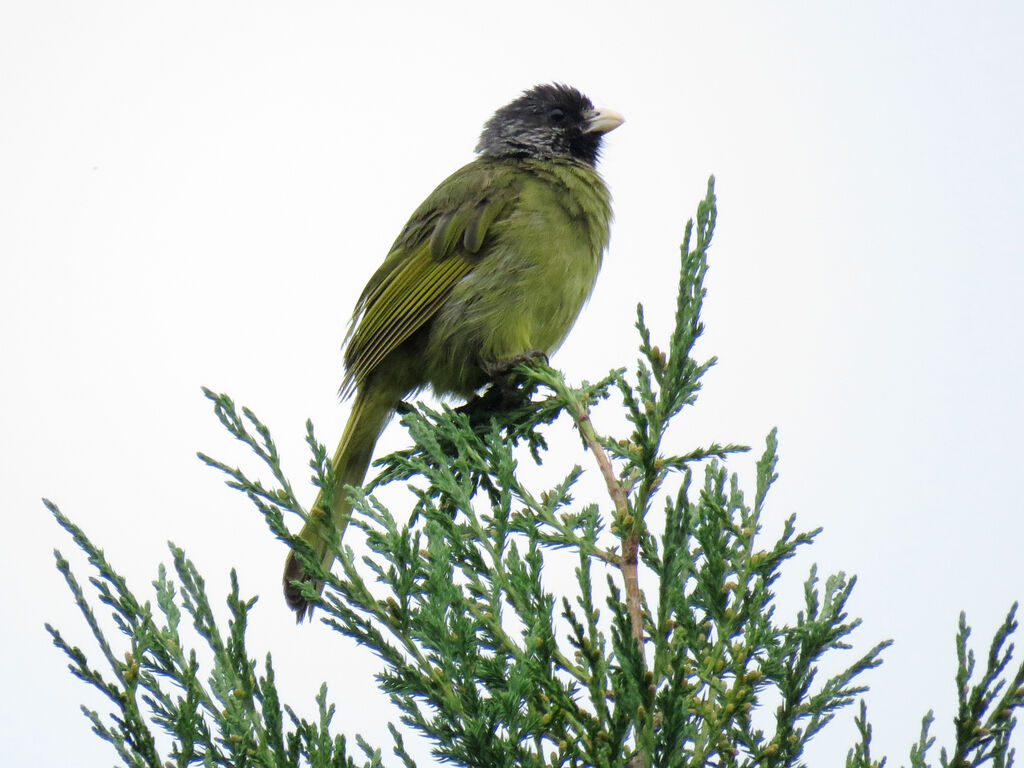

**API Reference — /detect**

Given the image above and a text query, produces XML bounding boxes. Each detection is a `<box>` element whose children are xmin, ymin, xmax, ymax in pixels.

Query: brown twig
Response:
<box><xmin>563</xmin><ymin>389</ymin><xmax>648</xmax><ymax>768</ymax></box>
<box><xmin>533</xmin><ymin>366</ymin><xmax>649</xmax><ymax>767</ymax></box>
<box><xmin>569</xmin><ymin>400</ymin><xmax>644</xmax><ymax>646</ymax></box>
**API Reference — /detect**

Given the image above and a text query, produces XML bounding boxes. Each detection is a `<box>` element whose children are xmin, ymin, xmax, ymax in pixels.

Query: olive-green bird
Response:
<box><xmin>283</xmin><ymin>83</ymin><xmax>623</xmax><ymax>621</ymax></box>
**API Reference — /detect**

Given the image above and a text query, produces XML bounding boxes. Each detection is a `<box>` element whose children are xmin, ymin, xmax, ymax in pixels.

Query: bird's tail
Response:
<box><xmin>283</xmin><ymin>386</ymin><xmax>393</xmax><ymax>622</ymax></box>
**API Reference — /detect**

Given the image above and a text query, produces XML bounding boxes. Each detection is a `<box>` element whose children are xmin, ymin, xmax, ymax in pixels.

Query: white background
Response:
<box><xmin>2</xmin><ymin>2</ymin><xmax>1022</xmax><ymax>765</ymax></box>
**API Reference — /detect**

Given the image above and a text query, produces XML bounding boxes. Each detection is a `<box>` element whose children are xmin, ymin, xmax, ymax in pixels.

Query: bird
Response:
<box><xmin>283</xmin><ymin>83</ymin><xmax>623</xmax><ymax>621</ymax></box>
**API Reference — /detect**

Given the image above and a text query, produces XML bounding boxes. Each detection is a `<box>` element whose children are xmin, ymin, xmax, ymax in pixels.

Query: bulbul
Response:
<box><xmin>284</xmin><ymin>83</ymin><xmax>623</xmax><ymax>620</ymax></box>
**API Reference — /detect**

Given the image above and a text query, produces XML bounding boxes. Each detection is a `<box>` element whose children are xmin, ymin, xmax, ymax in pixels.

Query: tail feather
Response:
<box><xmin>283</xmin><ymin>386</ymin><xmax>394</xmax><ymax>622</ymax></box>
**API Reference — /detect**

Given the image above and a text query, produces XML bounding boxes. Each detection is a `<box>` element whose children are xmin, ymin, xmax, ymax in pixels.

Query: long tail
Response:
<box><xmin>283</xmin><ymin>385</ymin><xmax>394</xmax><ymax>622</ymax></box>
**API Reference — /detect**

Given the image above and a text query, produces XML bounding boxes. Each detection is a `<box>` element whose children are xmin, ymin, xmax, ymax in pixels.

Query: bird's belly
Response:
<box><xmin>422</xmin><ymin>238</ymin><xmax>601</xmax><ymax>398</ymax></box>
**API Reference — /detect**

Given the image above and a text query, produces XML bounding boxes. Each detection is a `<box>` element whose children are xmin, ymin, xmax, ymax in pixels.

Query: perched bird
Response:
<box><xmin>283</xmin><ymin>83</ymin><xmax>623</xmax><ymax>621</ymax></box>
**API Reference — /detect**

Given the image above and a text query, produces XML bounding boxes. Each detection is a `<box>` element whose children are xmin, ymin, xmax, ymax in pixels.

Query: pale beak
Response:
<box><xmin>584</xmin><ymin>107</ymin><xmax>625</xmax><ymax>135</ymax></box>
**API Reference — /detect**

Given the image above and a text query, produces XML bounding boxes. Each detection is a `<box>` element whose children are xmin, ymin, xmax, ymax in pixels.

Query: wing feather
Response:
<box><xmin>339</xmin><ymin>163</ymin><xmax>517</xmax><ymax>396</ymax></box>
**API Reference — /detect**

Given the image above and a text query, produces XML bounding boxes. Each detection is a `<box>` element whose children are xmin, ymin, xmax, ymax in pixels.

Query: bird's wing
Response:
<box><xmin>340</xmin><ymin>162</ymin><xmax>518</xmax><ymax>395</ymax></box>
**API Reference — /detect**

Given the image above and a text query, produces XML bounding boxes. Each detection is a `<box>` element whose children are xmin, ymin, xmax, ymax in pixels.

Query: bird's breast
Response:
<box><xmin>422</xmin><ymin>161</ymin><xmax>612</xmax><ymax>397</ymax></box>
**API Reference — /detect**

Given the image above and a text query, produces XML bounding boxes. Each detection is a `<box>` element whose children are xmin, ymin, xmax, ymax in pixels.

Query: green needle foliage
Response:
<box><xmin>48</xmin><ymin>178</ymin><xmax>1024</xmax><ymax>767</ymax></box>
<box><xmin>46</xmin><ymin>500</ymin><xmax>375</xmax><ymax>768</ymax></box>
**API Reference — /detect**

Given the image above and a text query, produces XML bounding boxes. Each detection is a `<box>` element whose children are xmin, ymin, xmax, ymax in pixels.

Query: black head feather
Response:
<box><xmin>475</xmin><ymin>83</ymin><xmax>620</xmax><ymax>167</ymax></box>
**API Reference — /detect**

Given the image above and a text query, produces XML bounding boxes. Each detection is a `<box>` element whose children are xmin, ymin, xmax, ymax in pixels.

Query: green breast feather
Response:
<box><xmin>341</xmin><ymin>157</ymin><xmax>611</xmax><ymax>397</ymax></box>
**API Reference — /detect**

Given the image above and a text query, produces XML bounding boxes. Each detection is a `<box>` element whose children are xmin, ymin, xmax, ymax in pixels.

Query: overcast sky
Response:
<box><xmin>3</xmin><ymin>2</ymin><xmax>1023</xmax><ymax>765</ymax></box>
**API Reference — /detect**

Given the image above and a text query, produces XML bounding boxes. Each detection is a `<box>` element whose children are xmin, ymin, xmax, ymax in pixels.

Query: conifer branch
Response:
<box><xmin>45</xmin><ymin>178</ymin><xmax>1024</xmax><ymax>767</ymax></box>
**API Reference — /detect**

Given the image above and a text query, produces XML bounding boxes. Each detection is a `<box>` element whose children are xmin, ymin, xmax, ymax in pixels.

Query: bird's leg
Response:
<box><xmin>456</xmin><ymin>350</ymin><xmax>547</xmax><ymax>421</ymax></box>
<box><xmin>482</xmin><ymin>348</ymin><xmax>549</xmax><ymax>378</ymax></box>
<box><xmin>484</xmin><ymin>349</ymin><xmax>548</xmax><ymax>404</ymax></box>
<box><xmin>456</xmin><ymin>385</ymin><xmax>519</xmax><ymax>423</ymax></box>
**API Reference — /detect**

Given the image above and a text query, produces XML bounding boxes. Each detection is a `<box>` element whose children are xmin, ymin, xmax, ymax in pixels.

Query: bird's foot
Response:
<box><xmin>482</xmin><ymin>349</ymin><xmax>549</xmax><ymax>379</ymax></box>
<box><xmin>455</xmin><ymin>351</ymin><xmax>550</xmax><ymax>423</ymax></box>
<box><xmin>483</xmin><ymin>349</ymin><xmax>548</xmax><ymax>403</ymax></box>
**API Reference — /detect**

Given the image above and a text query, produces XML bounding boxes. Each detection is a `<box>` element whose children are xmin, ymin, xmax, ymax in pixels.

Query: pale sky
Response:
<box><xmin>2</xmin><ymin>2</ymin><xmax>1023</xmax><ymax>765</ymax></box>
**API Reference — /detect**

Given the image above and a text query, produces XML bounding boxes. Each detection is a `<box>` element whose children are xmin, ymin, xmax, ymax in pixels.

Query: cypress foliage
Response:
<box><xmin>48</xmin><ymin>179</ymin><xmax>1024</xmax><ymax>767</ymax></box>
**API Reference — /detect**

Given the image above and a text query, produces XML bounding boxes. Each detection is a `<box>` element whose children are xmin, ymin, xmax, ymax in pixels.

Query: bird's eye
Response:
<box><xmin>549</xmin><ymin>108</ymin><xmax>565</xmax><ymax>123</ymax></box>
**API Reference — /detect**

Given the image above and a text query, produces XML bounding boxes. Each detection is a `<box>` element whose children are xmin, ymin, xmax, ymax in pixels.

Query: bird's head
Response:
<box><xmin>476</xmin><ymin>83</ymin><xmax>623</xmax><ymax>167</ymax></box>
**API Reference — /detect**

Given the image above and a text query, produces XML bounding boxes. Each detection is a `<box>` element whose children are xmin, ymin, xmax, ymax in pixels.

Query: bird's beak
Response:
<box><xmin>584</xmin><ymin>107</ymin><xmax>625</xmax><ymax>135</ymax></box>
